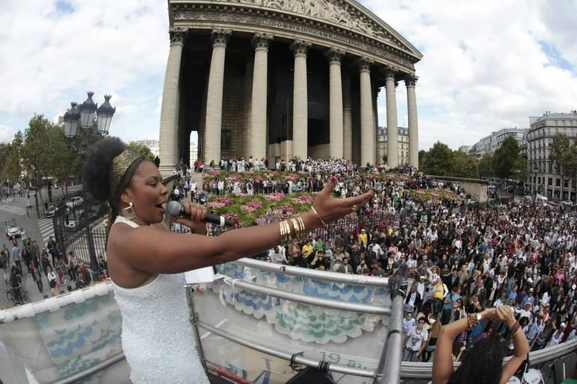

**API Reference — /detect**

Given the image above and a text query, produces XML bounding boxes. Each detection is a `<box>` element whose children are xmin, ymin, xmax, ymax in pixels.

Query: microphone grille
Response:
<box><xmin>166</xmin><ymin>201</ymin><xmax>181</xmax><ymax>216</ymax></box>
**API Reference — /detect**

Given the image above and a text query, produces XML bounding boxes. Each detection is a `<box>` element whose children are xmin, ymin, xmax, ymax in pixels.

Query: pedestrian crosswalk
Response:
<box><xmin>38</xmin><ymin>218</ymin><xmax>55</xmax><ymax>247</ymax></box>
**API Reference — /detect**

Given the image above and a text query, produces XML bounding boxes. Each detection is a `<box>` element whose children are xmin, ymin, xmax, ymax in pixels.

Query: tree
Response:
<box><xmin>128</xmin><ymin>141</ymin><xmax>155</xmax><ymax>161</ymax></box>
<box><xmin>1</xmin><ymin>133</ymin><xmax>23</xmax><ymax>187</ymax></box>
<box><xmin>19</xmin><ymin>115</ymin><xmax>70</xmax><ymax>207</ymax></box>
<box><xmin>420</xmin><ymin>142</ymin><xmax>454</xmax><ymax>176</ymax></box>
<box><xmin>49</xmin><ymin>125</ymin><xmax>78</xmax><ymax>196</ymax></box>
<box><xmin>418</xmin><ymin>150</ymin><xmax>428</xmax><ymax>168</ymax></box>
<box><xmin>513</xmin><ymin>156</ymin><xmax>528</xmax><ymax>182</ymax></box>
<box><xmin>549</xmin><ymin>133</ymin><xmax>577</xmax><ymax>198</ymax></box>
<box><xmin>0</xmin><ymin>143</ymin><xmax>11</xmax><ymax>179</ymax></box>
<box><xmin>492</xmin><ymin>136</ymin><xmax>521</xmax><ymax>180</ymax></box>
<box><xmin>453</xmin><ymin>151</ymin><xmax>479</xmax><ymax>178</ymax></box>
<box><xmin>478</xmin><ymin>154</ymin><xmax>495</xmax><ymax>179</ymax></box>
<box><xmin>549</xmin><ymin>133</ymin><xmax>571</xmax><ymax>169</ymax></box>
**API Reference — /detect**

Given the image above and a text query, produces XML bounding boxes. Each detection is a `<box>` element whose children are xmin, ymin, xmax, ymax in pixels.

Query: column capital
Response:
<box><xmin>357</xmin><ymin>57</ymin><xmax>374</xmax><ymax>72</ymax></box>
<box><xmin>405</xmin><ymin>75</ymin><xmax>419</xmax><ymax>87</ymax></box>
<box><xmin>381</xmin><ymin>65</ymin><xmax>398</xmax><ymax>80</ymax></box>
<box><xmin>325</xmin><ymin>47</ymin><xmax>345</xmax><ymax>64</ymax></box>
<box><xmin>211</xmin><ymin>28</ymin><xmax>232</xmax><ymax>47</ymax></box>
<box><xmin>291</xmin><ymin>39</ymin><xmax>311</xmax><ymax>57</ymax></box>
<box><xmin>252</xmin><ymin>33</ymin><xmax>273</xmax><ymax>51</ymax></box>
<box><xmin>169</xmin><ymin>27</ymin><xmax>188</xmax><ymax>44</ymax></box>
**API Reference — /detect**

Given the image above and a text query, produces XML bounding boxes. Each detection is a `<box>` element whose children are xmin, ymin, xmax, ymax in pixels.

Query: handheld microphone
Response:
<box><xmin>167</xmin><ymin>201</ymin><xmax>234</xmax><ymax>227</ymax></box>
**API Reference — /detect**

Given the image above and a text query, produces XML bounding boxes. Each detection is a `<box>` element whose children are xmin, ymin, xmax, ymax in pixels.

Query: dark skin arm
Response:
<box><xmin>108</xmin><ymin>178</ymin><xmax>371</xmax><ymax>288</ymax></box>
<box><xmin>432</xmin><ymin>306</ymin><xmax>529</xmax><ymax>384</ymax></box>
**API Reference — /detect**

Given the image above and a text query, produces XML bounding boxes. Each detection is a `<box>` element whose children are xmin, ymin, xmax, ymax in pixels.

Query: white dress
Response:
<box><xmin>111</xmin><ymin>216</ymin><xmax>209</xmax><ymax>384</ymax></box>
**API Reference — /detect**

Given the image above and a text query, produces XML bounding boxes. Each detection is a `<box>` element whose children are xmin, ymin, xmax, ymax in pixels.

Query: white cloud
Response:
<box><xmin>364</xmin><ymin>0</ymin><xmax>577</xmax><ymax>150</ymax></box>
<box><xmin>0</xmin><ymin>0</ymin><xmax>168</xmax><ymax>141</ymax></box>
<box><xmin>0</xmin><ymin>125</ymin><xmax>15</xmax><ymax>143</ymax></box>
<box><xmin>0</xmin><ymin>0</ymin><xmax>576</xmax><ymax>154</ymax></box>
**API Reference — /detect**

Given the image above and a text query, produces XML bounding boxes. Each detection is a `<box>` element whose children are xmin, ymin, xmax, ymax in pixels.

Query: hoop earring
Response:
<box><xmin>122</xmin><ymin>202</ymin><xmax>136</xmax><ymax>220</ymax></box>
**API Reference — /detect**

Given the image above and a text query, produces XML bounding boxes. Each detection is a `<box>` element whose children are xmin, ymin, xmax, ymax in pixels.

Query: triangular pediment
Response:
<box><xmin>205</xmin><ymin>0</ymin><xmax>422</xmax><ymax>61</ymax></box>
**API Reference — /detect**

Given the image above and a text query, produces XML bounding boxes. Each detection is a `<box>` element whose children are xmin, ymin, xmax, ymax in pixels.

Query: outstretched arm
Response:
<box><xmin>432</xmin><ymin>308</ymin><xmax>494</xmax><ymax>384</ymax></box>
<box><xmin>499</xmin><ymin>307</ymin><xmax>530</xmax><ymax>384</ymax></box>
<box><xmin>109</xmin><ymin>178</ymin><xmax>372</xmax><ymax>275</ymax></box>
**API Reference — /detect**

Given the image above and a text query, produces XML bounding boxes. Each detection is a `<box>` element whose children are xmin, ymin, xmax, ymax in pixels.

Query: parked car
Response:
<box><xmin>66</xmin><ymin>196</ymin><xmax>84</xmax><ymax>209</ymax></box>
<box><xmin>65</xmin><ymin>211</ymin><xmax>84</xmax><ymax>231</ymax></box>
<box><xmin>5</xmin><ymin>218</ymin><xmax>20</xmax><ymax>238</ymax></box>
<box><xmin>561</xmin><ymin>200</ymin><xmax>574</xmax><ymax>208</ymax></box>
<box><xmin>45</xmin><ymin>204</ymin><xmax>58</xmax><ymax>218</ymax></box>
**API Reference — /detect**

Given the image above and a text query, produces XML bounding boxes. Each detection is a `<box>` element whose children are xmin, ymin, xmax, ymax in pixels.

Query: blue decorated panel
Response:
<box><xmin>34</xmin><ymin>294</ymin><xmax>123</xmax><ymax>383</ymax></box>
<box><xmin>213</xmin><ymin>262</ymin><xmax>390</xmax><ymax>345</ymax></box>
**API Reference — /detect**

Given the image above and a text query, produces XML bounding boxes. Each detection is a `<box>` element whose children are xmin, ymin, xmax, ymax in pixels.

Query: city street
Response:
<box><xmin>0</xmin><ymin>185</ymin><xmax>82</xmax><ymax>308</ymax></box>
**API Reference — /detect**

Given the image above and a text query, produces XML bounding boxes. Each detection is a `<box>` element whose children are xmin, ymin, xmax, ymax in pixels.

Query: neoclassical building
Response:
<box><xmin>158</xmin><ymin>0</ymin><xmax>422</xmax><ymax>176</ymax></box>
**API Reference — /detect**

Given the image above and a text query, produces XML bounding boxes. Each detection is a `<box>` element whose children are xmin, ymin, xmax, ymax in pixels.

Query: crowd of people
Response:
<box><xmin>3</xmin><ymin>154</ymin><xmax>577</xmax><ymax>374</ymax></box>
<box><xmin>0</xmin><ymin>233</ymin><xmax>110</xmax><ymax>306</ymax></box>
<box><xmin>171</xmin><ymin>157</ymin><xmax>577</xmax><ymax>367</ymax></box>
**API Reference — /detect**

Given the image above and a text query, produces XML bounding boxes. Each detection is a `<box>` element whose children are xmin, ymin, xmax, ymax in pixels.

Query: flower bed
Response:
<box><xmin>203</xmin><ymin>171</ymin><xmax>461</xmax><ymax>226</ymax></box>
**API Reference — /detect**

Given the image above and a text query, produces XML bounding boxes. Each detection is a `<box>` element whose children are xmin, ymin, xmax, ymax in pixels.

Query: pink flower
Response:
<box><xmin>264</xmin><ymin>193</ymin><xmax>285</xmax><ymax>201</ymax></box>
<box><xmin>240</xmin><ymin>201</ymin><xmax>263</xmax><ymax>212</ymax></box>
<box><xmin>291</xmin><ymin>195</ymin><xmax>314</xmax><ymax>204</ymax></box>
<box><xmin>276</xmin><ymin>205</ymin><xmax>295</xmax><ymax>213</ymax></box>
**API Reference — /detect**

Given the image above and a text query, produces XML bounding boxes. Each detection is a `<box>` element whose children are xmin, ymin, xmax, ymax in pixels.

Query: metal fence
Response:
<box><xmin>62</xmin><ymin>228</ymin><xmax>107</xmax><ymax>266</ymax></box>
<box><xmin>52</xmin><ymin>201</ymin><xmax>108</xmax><ymax>265</ymax></box>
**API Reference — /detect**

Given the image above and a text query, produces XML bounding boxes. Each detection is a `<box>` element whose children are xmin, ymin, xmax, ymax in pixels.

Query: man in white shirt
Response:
<box><xmin>403</xmin><ymin>317</ymin><xmax>428</xmax><ymax>362</ymax></box>
<box><xmin>267</xmin><ymin>247</ymin><xmax>287</xmax><ymax>264</ymax></box>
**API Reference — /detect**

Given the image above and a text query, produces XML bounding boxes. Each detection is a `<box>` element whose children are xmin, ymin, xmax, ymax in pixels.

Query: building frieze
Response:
<box><xmin>207</xmin><ymin>0</ymin><xmax>399</xmax><ymax>46</ymax></box>
<box><xmin>173</xmin><ymin>9</ymin><xmax>415</xmax><ymax>71</ymax></box>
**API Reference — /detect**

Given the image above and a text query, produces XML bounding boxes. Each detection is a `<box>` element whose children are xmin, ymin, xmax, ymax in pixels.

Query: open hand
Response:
<box><xmin>312</xmin><ymin>177</ymin><xmax>372</xmax><ymax>224</ymax></box>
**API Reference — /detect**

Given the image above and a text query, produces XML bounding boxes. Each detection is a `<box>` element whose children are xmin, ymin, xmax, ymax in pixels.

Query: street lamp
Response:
<box><xmin>63</xmin><ymin>91</ymin><xmax>116</xmax><ymax>282</ymax></box>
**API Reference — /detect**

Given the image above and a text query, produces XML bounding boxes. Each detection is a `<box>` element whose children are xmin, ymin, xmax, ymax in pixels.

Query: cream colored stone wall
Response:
<box><xmin>164</xmin><ymin>0</ymin><xmax>423</xmax><ymax>167</ymax></box>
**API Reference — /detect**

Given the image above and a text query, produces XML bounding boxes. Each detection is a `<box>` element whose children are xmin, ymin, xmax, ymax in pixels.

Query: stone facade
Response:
<box><xmin>159</xmin><ymin>0</ymin><xmax>423</xmax><ymax>173</ymax></box>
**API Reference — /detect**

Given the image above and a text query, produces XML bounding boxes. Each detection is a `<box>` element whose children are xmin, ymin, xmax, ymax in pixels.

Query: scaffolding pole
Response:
<box><xmin>376</xmin><ymin>278</ymin><xmax>410</xmax><ymax>384</ymax></box>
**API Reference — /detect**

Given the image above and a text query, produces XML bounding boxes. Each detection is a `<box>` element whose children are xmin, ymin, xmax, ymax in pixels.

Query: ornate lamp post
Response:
<box><xmin>63</xmin><ymin>92</ymin><xmax>116</xmax><ymax>281</ymax></box>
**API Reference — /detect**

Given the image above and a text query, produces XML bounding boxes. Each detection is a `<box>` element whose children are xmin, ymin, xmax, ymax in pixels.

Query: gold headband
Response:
<box><xmin>109</xmin><ymin>150</ymin><xmax>143</xmax><ymax>201</ymax></box>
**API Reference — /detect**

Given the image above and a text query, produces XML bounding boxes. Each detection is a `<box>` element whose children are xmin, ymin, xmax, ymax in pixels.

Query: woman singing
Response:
<box><xmin>82</xmin><ymin>137</ymin><xmax>371</xmax><ymax>384</ymax></box>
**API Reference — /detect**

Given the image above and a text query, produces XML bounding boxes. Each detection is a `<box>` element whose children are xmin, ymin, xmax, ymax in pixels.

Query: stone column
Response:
<box><xmin>383</xmin><ymin>66</ymin><xmax>399</xmax><ymax>168</ymax></box>
<box><xmin>291</xmin><ymin>39</ymin><xmax>311</xmax><ymax>160</ymax></box>
<box><xmin>406</xmin><ymin>75</ymin><xmax>419</xmax><ymax>168</ymax></box>
<box><xmin>204</xmin><ymin>29</ymin><xmax>231</xmax><ymax>166</ymax></box>
<box><xmin>159</xmin><ymin>27</ymin><xmax>187</xmax><ymax>177</ymax></box>
<box><xmin>249</xmin><ymin>33</ymin><xmax>273</xmax><ymax>162</ymax></box>
<box><xmin>342</xmin><ymin>75</ymin><xmax>353</xmax><ymax>161</ymax></box>
<box><xmin>358</xmin><ymin>57</ymin><xmax>375</xmax><ymax>167</ymax></box>
<box><xmin>325</xmin><ymin>48</ymin><xmax>344</xmax><ymax>159</ymax></box>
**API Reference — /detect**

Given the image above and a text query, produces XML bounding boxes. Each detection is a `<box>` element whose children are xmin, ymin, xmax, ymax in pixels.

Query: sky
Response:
<box><xmin>0</xmin><ymin>0</ymin><xmax>576</xmax><ymax>151</ymax></box>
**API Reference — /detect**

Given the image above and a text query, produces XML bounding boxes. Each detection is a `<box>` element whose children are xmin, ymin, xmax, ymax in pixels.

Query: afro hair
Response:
<box><xmin>82</xmin><ymin>137</ymin><xmax>126</xmax><ymax>203</ymax></box>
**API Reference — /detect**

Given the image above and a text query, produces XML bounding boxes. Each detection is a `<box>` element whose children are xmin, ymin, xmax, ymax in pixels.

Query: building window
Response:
<box><xmin>556</xmin><ymin>178</ymin><xmax>561</xmax><ymax>187</ymax></box>
<box><xmin>548</xmin><ymin>178</ymin><xmax>553</xmax><ymax>186</ymax></box>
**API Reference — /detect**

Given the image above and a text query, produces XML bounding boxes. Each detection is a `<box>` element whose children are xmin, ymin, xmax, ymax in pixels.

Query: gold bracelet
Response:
<box><xmin>291</xmin><ymin>217</ymin><xmax>306</xmax><ymax>241</ymax></box>
<box><xmin>285</xmin><ymin>220</ymin><xmax>293</xmax><ymax>243</ymax></box>
<box><xmin>311</xmin><ymin>207</ymin><xmax>327</xmax><ymax>228</ymax></box>
<box><xmin>296</xmin><ymin>216</ymin><xmax>306</xmax><ymax>239</ymax></box>
<box><xmin>467</xmin><ymin>313</ymin><xmax>478</xmax><ymax>330</ymax></box>
<box><xmin>290</xmin><ymin>218</ymin><xmax>303</xmax><ymax>241</ymax></box>
<box><xmin>279</xmin><ymin>220</ymin><xmax>287</xmax><ymax>245</ymax></box>
<box><xmin>279</xmin><ymin>220</ymin><xmax>292</xmax><ymax>245</ymax></box>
